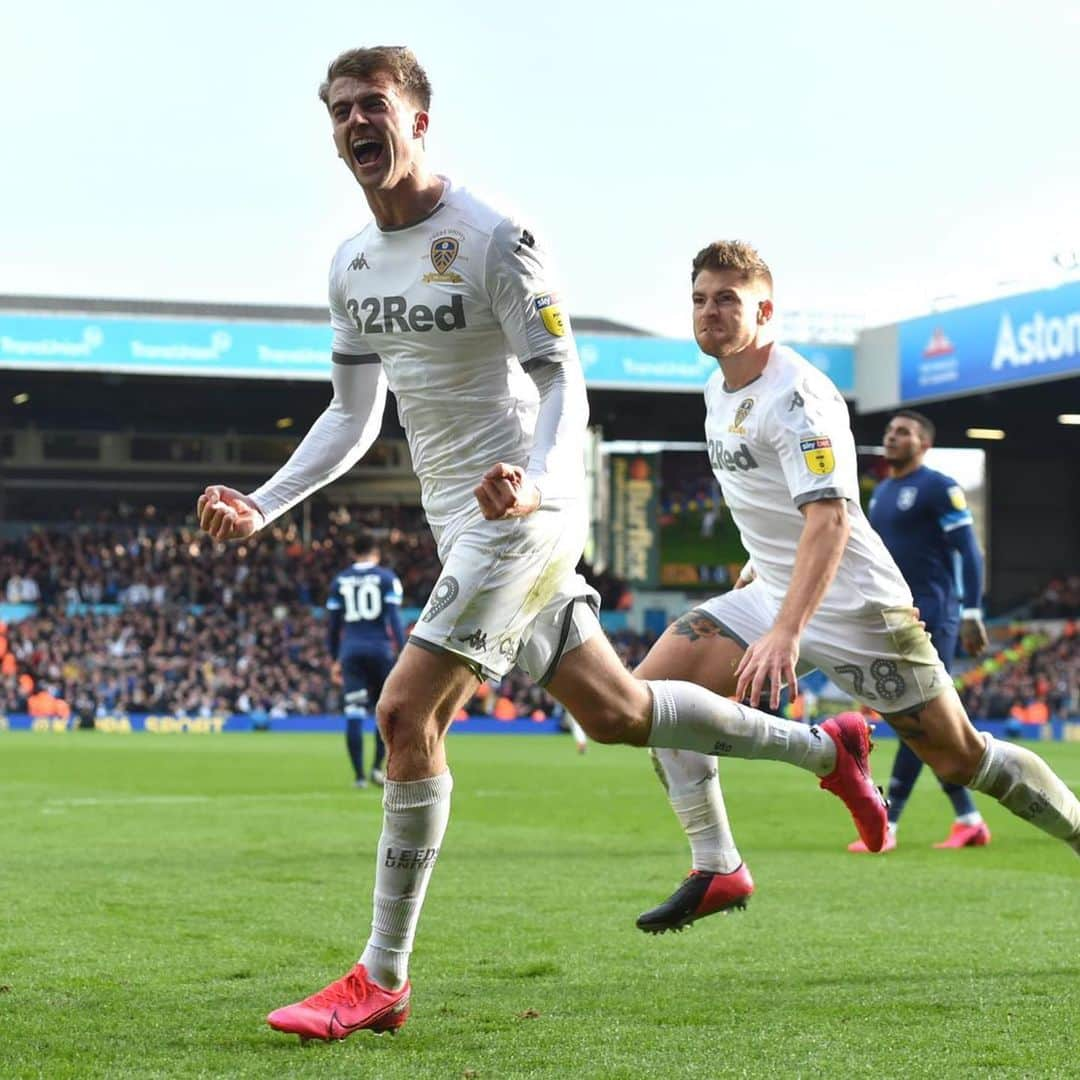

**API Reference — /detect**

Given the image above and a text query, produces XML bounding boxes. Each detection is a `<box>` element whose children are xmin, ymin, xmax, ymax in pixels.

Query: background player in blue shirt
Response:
<box><xmin>327</xmin><ymin>530</ymin><xmax>405</xmax><ymax>788</ymax></box>
<box><xmin>848</xmin><ymin>409</ymin><xmax>991</xmax><ymax>851</ymax></box>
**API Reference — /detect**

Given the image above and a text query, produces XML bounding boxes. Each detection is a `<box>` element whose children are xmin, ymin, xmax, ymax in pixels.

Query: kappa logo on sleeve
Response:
<box><xmin>800</xmin><ymin>435</ymin><xmax>835</xmax><ymax>475</ymax></box>
<box><xmin>534</xmin><ymin>293</ymin><xmax>566</xmax><ymax>337</ymax></box>
<box><xmin>948</xmin><ymin>485</ymin><xmax>968</xmax><ymax>511</ymax></box>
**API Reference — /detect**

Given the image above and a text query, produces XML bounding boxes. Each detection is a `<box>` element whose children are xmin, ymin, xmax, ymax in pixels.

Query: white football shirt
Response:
<box><xmin>329</xmin><ymin>179</ymin><xmax>582</xmax><ymax>540</ymax></box>
<box><xmin>703</xmin><ymin>344</ymin><xmax>911</xmax><ymax>615</ymax></box>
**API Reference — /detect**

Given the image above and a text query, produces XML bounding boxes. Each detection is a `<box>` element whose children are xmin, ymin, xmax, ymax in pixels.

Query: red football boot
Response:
<box><xmin>818</xmin><ymin>713</ymin><xmax>888</xmax><ymax>853</ymax></box>
<box><xmin>932</xmin><ymin>821</ymin><xmax>992</xmax><ymax>849</ymax></box>
<box><xmin>847</xmin><ymin>830</ymin><xmax>897</xmax><ymax>854</ymax></box>
<box><xmin>267</xmin><ymin>964</ymin><xmax>410</xmax><ymax>1042</ymax></box>
<box><xmin>636</xmin><ymin>863</ymin><xmax>755</xmax><ymax>934</ymax></box>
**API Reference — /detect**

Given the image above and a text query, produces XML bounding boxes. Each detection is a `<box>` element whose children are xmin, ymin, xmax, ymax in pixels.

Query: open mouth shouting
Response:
<box><xmin>351</xmin><ymin>137</ymin><xmax>385</xmax><ymax>170</ymax></box>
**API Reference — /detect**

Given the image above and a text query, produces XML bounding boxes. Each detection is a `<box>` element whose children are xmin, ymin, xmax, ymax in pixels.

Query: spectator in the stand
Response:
<box><xmin>1031</xmin><ymin>576</ymin><xmax>1080</xmax><ymax>618</ymax></box>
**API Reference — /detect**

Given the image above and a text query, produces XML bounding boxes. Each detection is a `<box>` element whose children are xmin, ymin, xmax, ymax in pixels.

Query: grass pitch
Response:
<box><xmin>2</xmin><ymin>733</ymin><xmax>1078</xmax><ymax>1078</ymax></box>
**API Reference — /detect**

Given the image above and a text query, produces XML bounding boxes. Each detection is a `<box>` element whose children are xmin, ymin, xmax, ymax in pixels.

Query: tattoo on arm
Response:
<box><xmin>670</xmin><ymin>611</ymin><xmax>728</xmax><ymax>644</ymax></box>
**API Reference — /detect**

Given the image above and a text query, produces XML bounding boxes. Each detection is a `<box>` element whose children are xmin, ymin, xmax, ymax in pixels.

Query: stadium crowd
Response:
<box><xmin>1029</xmin><ymin>575</ymin><xmax>1080</xmax><ymax>619</ymax></box>
<box><xmin>960</xmin><ymin>622</ymin><xmax>1079</xmax><ymax>724</ymax></box>
<box><xmin>1</xmin><ymin>507</ymin><xmax>1076</xmax><ymax>724</ymax></box>
<box><xmin>0</xmin><ymin>506</ymin><xmax>636</xmax><ymax>721</ymax></box>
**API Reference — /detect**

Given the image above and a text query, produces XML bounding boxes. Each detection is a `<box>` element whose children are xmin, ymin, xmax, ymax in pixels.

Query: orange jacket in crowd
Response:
<box><xmin>1010</xmin><ymin>701</ymin><xmax>1050</xmax><ymax>725</ymax></box>
<box><xmin>27</xmin><ymin>690</ymin><xmax>71</xmax><ymax>719</ymax></box>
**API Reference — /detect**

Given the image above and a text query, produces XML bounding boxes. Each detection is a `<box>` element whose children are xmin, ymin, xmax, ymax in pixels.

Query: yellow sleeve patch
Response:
<box><xmin>799</xmin><ymin>436</ymin><xmax>834</xmax><ymax>476</ymax></box>
<box><xmin>535</xmin><ymin>293</ymin><xmax>566</xmax><ymax>337</ymax></box>
<box><xmin>948</xmin><ymin>485</ymin><xmax>968</xmax><ymax>510</ymax></box>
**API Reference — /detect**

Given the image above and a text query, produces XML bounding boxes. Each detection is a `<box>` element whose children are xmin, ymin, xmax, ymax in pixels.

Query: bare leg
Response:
<box><xmin>888</xmin><ymin>686</ymin><xmax>1080</xmax><ymax>852</ymax></box>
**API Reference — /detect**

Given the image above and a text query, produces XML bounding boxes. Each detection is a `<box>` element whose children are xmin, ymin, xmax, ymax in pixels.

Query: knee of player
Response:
<box><xmin>375</xmin><ymin>696</ymin><xmax>411</xmax><ymax>743</ymax></box>
<box><xmin>578</xmin><ymin>713</ymin><xmax>624</xmax><ymax>745</ymax></box>
<box><xmin>932</xmin><ymin>747</ymin><xmax>982</xmax><ymax>787</ymax></box>
<box><xmin>574</xmin><ymin>695</ymin><xmax>649</xmax><ymax>745</ymax></box>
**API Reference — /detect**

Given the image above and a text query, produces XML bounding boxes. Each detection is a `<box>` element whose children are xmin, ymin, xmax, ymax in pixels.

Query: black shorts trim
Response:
<box><xmin>405</xmin><ymin>635</ymin><xmax>485</xmax><ymax>679</ymax></box>
<box><xmin>536</xmin><ymin>598</ymin><xmax>580</xmax><ymax>688</ymax></box>
<box><xmin>332</xmin><ymin>351</ymin><xmax>381</xmax><ymax>366</ymax></box>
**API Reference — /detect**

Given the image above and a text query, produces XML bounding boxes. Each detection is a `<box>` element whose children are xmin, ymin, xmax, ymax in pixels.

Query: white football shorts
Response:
<box><xmin>697</xmin><ymin>579</ymin><xmax>950</xmax><ymax>715</ymax></box>
<box><xmin>410</xmin><ymin>503</ymin><xmax>600</xmax><ymax>684</ymax></box>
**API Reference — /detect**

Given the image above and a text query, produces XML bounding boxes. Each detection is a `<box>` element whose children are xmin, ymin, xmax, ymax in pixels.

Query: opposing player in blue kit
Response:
<box><xmin>327</xmin><ymin>530</ymin><xmax>405</xmax><ymax>788</ymax></box>
<box><xmin>847</xmin><ymin>410</ymin><xmax>991</xmax><ymax>852</ymax></box>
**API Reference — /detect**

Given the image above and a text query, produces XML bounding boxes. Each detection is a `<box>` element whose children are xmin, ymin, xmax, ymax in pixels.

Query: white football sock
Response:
<box><xmin>970</xmin><ymin>734</ymin><xmax>1080</xmax><ymax>853</ymax></box>
<box><xmin>651</xmin><ymin>748</ymin><xmax>742</xmax><ymax>874</ymax></box>
<box><xmin>646</xmin><ymin>680</ymin><xmax>837</xmax><ymax>777</ymax></box>
<box><xmin>956</xmin><ymin>811</ymin><xmax>983</xmax><ymax>826</ymax></box>
<box><xmin>360</xmin><ymin>771</ymin><xmax>453</xmax><ymax>990</ymax></box>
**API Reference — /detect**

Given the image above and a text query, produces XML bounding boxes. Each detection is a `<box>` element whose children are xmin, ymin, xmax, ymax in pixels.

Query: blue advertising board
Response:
<box><xmin>899</xmin><ymin>281</ymin><xmax>1080</xmax><ymax>403</ymax></box>
<box><xmin>3</xmin><ymin>712</ymin><xmax>1071</xmax><ymax>740</ymax></box>
<box><xmin>0</xmin><ymin>712</ymin><xmax>564</xmax><ymax>735</ymax></box>
<box><xmin>579</xmin><ymin>336</ymin><xmax>854</xmax><ymax>393</ymax></box>
<box><xmin>0</xmin><ymin>311</ymin><xmax>854</xmax><ymax>392</ymax></box>
<box><xmin>0</xmin><ymin>313</ymin><xmax>332</xmax><ymax>380</ymax></box>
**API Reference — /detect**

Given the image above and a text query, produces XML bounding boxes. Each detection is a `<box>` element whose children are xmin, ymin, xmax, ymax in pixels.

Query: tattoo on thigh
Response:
<box><xmin>671</xmin><ymin>611</ymin><xmax>728</xmax><ymax>644</ymax></box>
<box><xmin>886</xmin><ymin>709</ymin><xmax>925</xmax><ymax>741</ymax></box>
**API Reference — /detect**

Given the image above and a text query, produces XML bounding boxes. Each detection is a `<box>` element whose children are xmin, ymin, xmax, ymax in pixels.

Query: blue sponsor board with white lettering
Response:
<box><xmin>899</xmin><ymin>281</ymin><xmax>1080</xmax><ymax>403</ymax></box>
<box><xmin>579</xmin><ymin>336</ymin><xmax>854</xmax><ymax>393</ymax></box>
<box><xmin>0</xmin><ymin>311</ymin><xmax>854</xmax><ymax>391</ymax></box>
<box><xmin>0</xmin><ymin>712</ymin><xmax>564</xmax><ymax>735</ymax></box>
<box><xmin>4</xmin><ymin>713</ymin><xmax>1070</xmax><ymax>739</ymax></box>
<box><xmin>0</xmin><ymin>313</ymin><xmax>333</xmax><ymax>379</ymax></box>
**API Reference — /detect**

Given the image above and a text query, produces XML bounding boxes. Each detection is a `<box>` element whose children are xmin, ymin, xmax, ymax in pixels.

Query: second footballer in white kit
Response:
<box><xmin>636</xmin><ymin>241</ymin><xmax>1080</xmax><ymax>934</ymax></box>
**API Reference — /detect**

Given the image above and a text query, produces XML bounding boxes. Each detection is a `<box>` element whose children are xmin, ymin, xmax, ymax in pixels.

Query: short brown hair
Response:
<box><xmin>890</xmin><ymin>409</ymin><xmax>935</xmax><ymax>444</ymax></box>
<box><xmin>691</xmin><ymin>241</ymin><xmax>773</xmax><ymax>293</ymax></box>
<box><xmin>318</xmin><ymin>47</ymin><xmax>432</xmax><ymax>111</ymax></box>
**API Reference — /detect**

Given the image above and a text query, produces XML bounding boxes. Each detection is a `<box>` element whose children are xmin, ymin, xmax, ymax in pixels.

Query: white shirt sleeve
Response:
<box><xmin>767</xmin><ymin>374</ymin><xmax>860</xmax><ymax>509</ymax></box>
<box><xmin>248</xmin><ymin>360</ymin><xmax>387</xmax><ymax>525</ymax></box>
<box><xmin>485</xmin><ymin>217</ymin><xmax>578</xmax><ymax>365</ymax></box>
<box><xmin>523</xmin><ymin>358</ymin><xmax>589</xmax><ymax>501</ymax></box>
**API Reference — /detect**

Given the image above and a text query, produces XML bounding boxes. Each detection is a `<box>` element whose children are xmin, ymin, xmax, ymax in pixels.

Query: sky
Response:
<box><xmin>4</xmin><ymin>0</ymin><xmax>1079</xmax><ymax>339</ymax></box>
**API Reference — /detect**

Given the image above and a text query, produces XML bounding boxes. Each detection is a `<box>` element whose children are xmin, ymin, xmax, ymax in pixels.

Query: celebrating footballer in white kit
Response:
<box><xmin>636</xmin><ymin>240</ymin><xmax>1080</xmax><ymax>936</ymax></box>
<box><xmin>255</xmin><ymin>179</ymin><xmax>600</xmax><ymax>682</ymax></box>
<box><xmin>198</xmin><ymin>50</ymin><xmax>896</xmax><ymax>1043</ymax></box>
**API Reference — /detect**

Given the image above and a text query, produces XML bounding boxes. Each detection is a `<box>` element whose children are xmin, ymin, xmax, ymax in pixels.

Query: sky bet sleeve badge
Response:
<box><xmin>948</xmin><ymin>485</ymin><xmax>968</xmax><ymax>510</ymax></box>
<box><xmin>800</xmin><ymin>435</ymin><xmax>835</xmax><ymax>475</ymax></box>
<box><xmin>535</xmin><ymin>293</ymin><xmax>566</xmax><ymax>337</ymax></box>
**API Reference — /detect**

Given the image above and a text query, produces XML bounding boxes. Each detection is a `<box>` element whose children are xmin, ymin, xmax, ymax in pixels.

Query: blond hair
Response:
<box><xmin>318</xmin><ymin>47</ymin><xmax>432</xmax><ymax>111</ymax></box>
